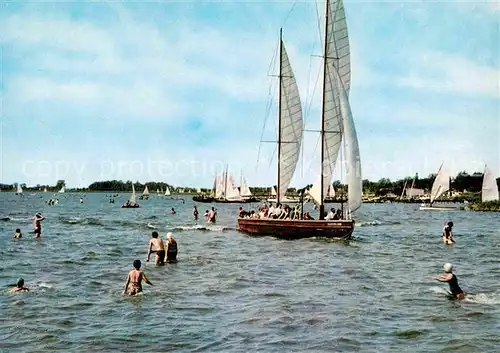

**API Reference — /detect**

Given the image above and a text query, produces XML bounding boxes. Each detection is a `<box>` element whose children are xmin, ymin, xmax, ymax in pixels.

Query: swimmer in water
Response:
<box><xmin>123</xmin><ymin>260</ymin><xmax>153</xmax><ymax>296</ymax></box>
<box><xmin>442</xmin><ymin>221</ymin><xmax>455</xmax><ymax>245</ymax></box>
<box><xmin>13</xmin><ymin>228</ymin><xmax>22</xmax><ymax>239</ymax></box>
<box><xmin>165</xmin><ymin>232</ymin><xmax>178</xmax><ymax>263</ymax></box>
<box><xmin>207</xmin><ymin>207</ymin><xmax>217</xmax><ymax>223</ymax></box>
<box><xmin>147</xmin><ymin>231</ymin><xmax>165</xmax><ymax>265</ymax></box>
<box><xmin>33</xmin><ymin>213</ymin><xmax>46</xmax><ymax>238</ymax></box>
<box><xmin>434</xmin><ymin>263</ymin><xmax>465</xmax><ymax>300</ymax></box>
<box><xmin>170</xmin><ymin>208</ymin><xmax>176</xmax><ymax>215</ymax></box>
<box><xmin>193</xmin><ymin>205</ymin><xmax>199</xmax><ymax>220</ymax></box>
<box><xmin>9</xmin><ymin>278</ymin><xmax>29</xmax><ymax>293</ymax></box>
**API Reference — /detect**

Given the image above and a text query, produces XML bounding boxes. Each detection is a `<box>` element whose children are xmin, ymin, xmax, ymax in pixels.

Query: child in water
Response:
<box><xmin>13</xmin><ymin>228</ymin><xmax>22</xmax><ymax>239</ymax></box>
<box><xmin>123</xmin><ymin>260</ymin><xmax>153</xmax><ymax>296</ymax></box>
<box><xmin>442</xmin><ymin>221</ymin><xmax>455</xmax><ymax>245</ymax></box>
<box><xmin>9</xmin><ymin>278</ymin><xmax>29</xmax><ymax>293</ymax></box>
<box><xmin>434</xmin><ymin>263</ymin><xmax>465</xmax><ymax>300</ymax></box>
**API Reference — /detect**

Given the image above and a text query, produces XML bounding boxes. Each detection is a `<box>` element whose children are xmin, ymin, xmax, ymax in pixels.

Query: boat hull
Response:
<box><xmin>419</xmin><ymin>203</ymin><xmax>462</xmax><ymax>211</ymax></box>
<box><xmin>121</xmin><ymin>204</ymin><xmax>140</xmax><ymax>208</ymax></box>
<box><xmin>192</xmin><ymin>196</ymin><xmax>215</xmax><ymax>203</ymax></box>
<box><xmin>237</xmin><ymin>218</ymin><xmax>354</xmax><ymax>240</ymax></box>
<box><xmin>266</xmin><ymin>198</ymin><xmax>299</xmax><ymax>203</ymax></box>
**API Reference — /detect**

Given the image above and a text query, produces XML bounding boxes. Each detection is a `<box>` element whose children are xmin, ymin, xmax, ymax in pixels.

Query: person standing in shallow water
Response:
<box><xmin>33</xmin><ymin>213</ymin><xmax>45</xmax><ymax>238</ymax></box>
<box><xmin>434</xmin><ymin>263</ymin><xmax>465</xmax><ymax>300</ymax></box>
<box><xmin>147</xmin><ymin>231</ymin><xmax>165</xmax><ymax>265</ymax></box>
<box><xmin>193</xmin><ymin>206</ymin><xmax>199</xmax><ymax>220</ymax></box>
<box><xmin>442</xmin><ymin>221</ymin><xmax>455</xmax><ymax>245</ymax></box>
<box><xmin>164</xmin><ymin>232</ymin><xmax>178</xmax><ymax>263</ymax></box>
<box><xmin>123</xmin><ymin>260</ymin><xmax>153</xmax><ymax>296</ymax></box>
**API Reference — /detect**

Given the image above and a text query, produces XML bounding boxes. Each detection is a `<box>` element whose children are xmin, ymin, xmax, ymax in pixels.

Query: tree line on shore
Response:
<box><xmin>1</xmin><ymin>171</ymin><xmax>498</xmax><ymax>196</ymax></box>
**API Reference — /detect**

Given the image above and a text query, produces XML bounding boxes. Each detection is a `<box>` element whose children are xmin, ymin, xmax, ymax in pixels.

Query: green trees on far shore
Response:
<box><xmin>1</xmin><ymin>171</ymin><xmax>498</xmax><ymax>195</ymax></box>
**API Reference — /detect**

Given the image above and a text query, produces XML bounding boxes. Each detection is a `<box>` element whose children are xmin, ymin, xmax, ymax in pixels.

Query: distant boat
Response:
<box><xmin>122</xmin><ymin>184</ymin><xmax>140</xmax><ymax>208</ymax></box>
<box><xmin>139</xmin><ymin>185</ymin><xmax>150</xmax><ymax>200</ymax></box>
<box><xmin>419</xmin><ymin>163</ymin><xmax>458</xmax><ymax>211</ymax></box>
<box><xmin>482</xmin><ymin>164</ymin><xmax>499</xmax><ymax>202</ymax></box>
<box><xmin>238</xmin><ymin>2</ymin><xmax>362</xmax><ymax>240</ymax></box>
<box><xmin>43</xmin><ymin>187</ymin><xmax>47</xmax><ymax>192</ymax></box>
<box><xmin>15</xmin><ymin>184</ymin><xmax>23</xmax><ymax>195</ymax></box>
<box><xmin>58</xmin><ymin>186</ymin><xmax>65</xmax><ymax>193</ymax></box>
<box><xmin>164</xmin><ymin>187</ymin><xmax>171</xmax><ymax>196</ymax></box>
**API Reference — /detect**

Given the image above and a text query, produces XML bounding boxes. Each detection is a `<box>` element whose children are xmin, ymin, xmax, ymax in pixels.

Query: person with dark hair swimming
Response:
<box><xmin>13</xmin><ymin>228</ymin><xmax>22</xmax><ymax>239</ymax></box>
<box><xmin>442</xmin><ymin>221</ymin><xmax>455</xmax><ymax>245</ymax></box>
<box><xmin>147</xmin><ymin>231</ymin><xmax>165</xmax><ymax>265</ymax></box>
<box><xmin>9</xmin><ymin>278</ymin><xmax>29</xmax><ymax>293</ymax></box>
<box><xmin>123</xmin><ymin>260</ymin><xmax>152</xmax><ymax>296</ymax></box>
<box><xmin>193</xmin><ymin>206</ymin><xmax>199</xmax><ymax>220</ymax></box>
<box><xmin>165</xmin><ymin>232</ymin><xmax>178</xmax><ymax>263</ymax></box>
<box><xmin>434</xmin><ymin>263</ymin><xmax>465</xmax><ymax>300</ymax></box>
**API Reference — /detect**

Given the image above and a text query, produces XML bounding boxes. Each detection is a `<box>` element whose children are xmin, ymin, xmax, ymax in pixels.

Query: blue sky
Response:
<box><xmin>1</xmin><ymin>0</ymin><xmax>498</xmax><ymax>188</ymax></box>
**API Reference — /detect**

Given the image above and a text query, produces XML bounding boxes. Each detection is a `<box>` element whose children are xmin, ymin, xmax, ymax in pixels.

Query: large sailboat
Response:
<box><xmin>419</xmin><ymin>163</ymin><xmax>458</xmax><ymax>210</ymax></box>
<box><xmin>238</xmin><ymin>0</ymin><xmax>362</xmax><ymax>240</ymax></box>
<box><xmin>481</xmin><ymin>164</ymin><xmax>499</xmax><ymax>202</ymax></box>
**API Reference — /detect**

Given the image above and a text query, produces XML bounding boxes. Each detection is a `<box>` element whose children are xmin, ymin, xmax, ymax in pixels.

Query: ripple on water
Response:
<box><xmin>0</xmin><ymin>195</ymin><xmax>499</xmax><ymax>352</ymax></box>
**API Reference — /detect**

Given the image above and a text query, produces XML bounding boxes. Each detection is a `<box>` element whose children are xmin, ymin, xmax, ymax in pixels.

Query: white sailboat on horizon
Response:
<box><xmin>481</xmin><ymin>164</ymin><xmax>499</xmax><ymax>202</ymax></box>
<box><xmin>419</xmin><ymin>163</ymin><xmax>459</xmax><ymax>211</ymax></box>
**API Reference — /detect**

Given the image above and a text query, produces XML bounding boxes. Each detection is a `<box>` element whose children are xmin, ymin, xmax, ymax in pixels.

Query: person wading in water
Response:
<box><xmin>434</xmin><ymin>263</ymin><xmax>465</xmax><ymax>300</ymax></box>
<box><xmin>33</xmin><ymin>213</ymin><xmax>45</xmax><ymax>238</ymax></box>
<box><xmin>123</xmin><ymin>260</ymin><xmax>153</xmax><ymax>296</ymax></box>
<box><xmin>146</xmin><ymin>231</ymin><xmax>165</xmax><ymax>265</ymax></box>
<box><xmin>442</xmin><ymin>221</ymin><xmax>455</xmax><ymax>245</ymax></box>
<box><xmin>165</xmin><ymin>232</ymin><xmax>178</xmax><ymax>263</ymax></box>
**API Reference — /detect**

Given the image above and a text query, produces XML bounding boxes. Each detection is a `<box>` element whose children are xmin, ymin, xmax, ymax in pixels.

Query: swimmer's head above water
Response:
<box><xmin>166</xmin><ymin>232</ymin><xmax>173</xmax><ymax>240</ymax></box>
<box><xmin>447</xmin><ymin>221</ymin><xmax>453</xmax><ymax>228</ymax></box>
<box><xmin>133</xmin><ymin>260</ymin><xmax>141</xmax><ymax>270</ymax></box>
<box><xmin>17</xmin><ymin>278</ymin><xmax>24</xmax><ymax>287</ymax></box>
<box><xmin>152</xmin><ymin>231</ymin><xmax>159</xmax><ymax>238</ymax></box>
<box><xmin>443</xmin><ymin>263</ymin><xmax>453</xmax><ymax>273</ymax></box>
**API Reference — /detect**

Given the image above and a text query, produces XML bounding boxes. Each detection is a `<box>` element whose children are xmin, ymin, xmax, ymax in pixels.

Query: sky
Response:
<box><xmin>0</xmin><ymin>0</ymin><xmax>499</xmax><ymax>188</ymax></box>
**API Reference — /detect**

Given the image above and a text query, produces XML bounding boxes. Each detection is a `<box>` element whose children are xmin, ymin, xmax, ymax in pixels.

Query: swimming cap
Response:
<box><xmin>447</xmin><ymin>221</ymin><xmax>453</xmax><ymax>227</ymax></box>
<box><xmin>133</xmin><ymin>260</ymin><xmax>141</xmax><ymax>269</ymax></box>
<box><xmin>166</xmin><ymin>232</ymin><xmax>173</xmax><ymax>239</ymax></box>
<box><xmin>17</xmin><ymin>278</ymin><xmax>24</xmax><ymax>287</ymax></box>
<box><xmin>443</xmin><ymin>263</ymin><xmax>453</xmax><ymax>273</ymax></box>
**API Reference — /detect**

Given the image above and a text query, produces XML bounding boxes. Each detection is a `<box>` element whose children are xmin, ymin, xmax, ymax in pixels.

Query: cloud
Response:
<box><xmin>396</xmin><ymin>52</ymin><xmax>500</xmax><ymax>99</ymax></box>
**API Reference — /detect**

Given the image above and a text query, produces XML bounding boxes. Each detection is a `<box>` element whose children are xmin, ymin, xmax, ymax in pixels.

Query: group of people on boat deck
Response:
<box><xmin>238</xmin><ymin>204</ymin><xmax>344</xmax><ymax>220</ymax></box>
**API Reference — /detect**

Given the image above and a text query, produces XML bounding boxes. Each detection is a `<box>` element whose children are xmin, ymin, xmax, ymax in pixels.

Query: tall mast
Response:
<box><xmin>319</xmin><ymin>0</ymin><xmax>330</xmax><ymax>220</ymax></box>
<box><xmin>224</xmin><ymin>164</ymin><xmax>228</xmax><ymax>199</ymax></box>
<box><xmin>277</xmin><ymin>28</ymin><xmax>283</xmax><ymax>204</ymax></box>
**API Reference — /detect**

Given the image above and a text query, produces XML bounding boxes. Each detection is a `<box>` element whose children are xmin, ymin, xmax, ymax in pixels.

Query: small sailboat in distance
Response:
<box><xmin>15</xmin><ymin>184</ymin><xmax>23</xmax><ymax>195</ymax></box>
<box><xmin>122</xmin><ymin>183</ymin><xmax>140</xmax><ymax>208</ymax></box>
<box><xmin>140</xmin><ymin>185</ymin><xmax>150</xmax><ymax>200</ymax></box>
<box><xmin>419</xmin><ymin>163</ymin><xmax>459</xmax><ymax>210</ymax></box>
<box><xmin>481</xmin><ymin>164</ymin><xmax>499</xmax><ymax>202</ymax></box>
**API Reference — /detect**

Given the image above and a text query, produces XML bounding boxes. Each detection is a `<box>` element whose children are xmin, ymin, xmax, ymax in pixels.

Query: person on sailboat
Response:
<box><xmin>442</xmin><ymin>221</ymin><xmax>455</xmax><ymax>245</ymax></box>
<box><xmin>325</xmin><ymin>208</ymin><xmax>336</xmax><ymax>220</ymax></box>
<box><xmin>33</xmin><ymin>213</ymin><xmax>45</xmax><ymax>238</ymax></box>
<box><xmin>146</xmin><ymin>231</ymin><xmax>165</xmax><ymax>265</ymax></box>
<box><xmin>123</xmin><ymin>260</ymin><xmax>153</xmax><ymax>296</ymax></box>
<box><xmin>164</xmin><ymin>233</ymin><xmax>178</xmax><ymax>263</ymax></box>
<box><xmin>434</xmin><ymin>263</ymin><xmax>465</xmax><ymax>300</ymax></box>
<box><xmin>193</xmin><ymin>206</ymin><xmax>199</xmax><ymax>220</ymax></box>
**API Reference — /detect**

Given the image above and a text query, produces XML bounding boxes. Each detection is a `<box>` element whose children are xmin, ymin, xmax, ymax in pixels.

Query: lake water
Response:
<box><xmin>1</xmin><ymin>192</ymin><xmax>499</xmax><ymax>352</ymax></box>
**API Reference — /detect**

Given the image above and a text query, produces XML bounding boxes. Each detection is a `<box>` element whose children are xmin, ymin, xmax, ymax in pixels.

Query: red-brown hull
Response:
<box><xmin>237</xmin><ymin>218</ymin><xmax>354</xmax><ymax>240</ymax></box>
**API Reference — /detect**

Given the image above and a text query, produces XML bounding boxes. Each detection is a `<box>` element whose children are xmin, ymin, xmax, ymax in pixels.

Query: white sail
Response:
<box><xmin>130</xmin><ymin>184</ymin><xmax>137</xmax><ymax>204</ymax></box>
<box><xmin>271</xmin><ymin>186</ymin><xmax>277</xmax><ymax>196</ymax></box>
<box><xmin>160</xmin><ymin>187</ymin><xmax>163</xmax><ymax>194</ymax></box>
<box><xmin>215</xmin><ymin>175</ymin><xmax>225</xmax><ymax>199</ymax></box>
<box><xmin>319</xmin><ymin>0</ymin><xmax>352</xmax><ymax>202</ymax></box>
<box><xmin>328</xmin><ymin>184</ymin><xmax>335</xmax><ymax>198</ymax></box>
<box><xmin>278</xmin><ymin>41</ymin><xmax>303</xmax><ymax>202</ymax></box>
<box><xmin>16</xmin><ymin>184</ymin><xmax>23</xmax><ymax>193</ymax></box>
<box><xmin>59</xmin><ymin>186</ymin><xmax>65</xmax><ymax>193</ymax></box>
<box><xmin>43</xmin><ymin>187</ymin><xmax>47</xmax><ymax>192</ymax></box>
<box><xmin>142</xmin><ymin>185</ymin><xmax>149</xmax><ymax>196</ymax></box>
<box><xmin>335</xmin><ymin>66</ymin><xmax>362</xmax><ymax>212</ymax></box>
<box><xmin>430</xmin><ymin>163</ymin><xmax>450</xmax><ymax>203</ymax></box>
<box><xmin>482</xmin><ymin>164</ymin><xmax>499</xmax><ymax>202</ymax></box>
<box><xmin>240</xmin><ymin>177</ymin><xmax>253</xmax><ymax>197</ymax></box>
<box><xmin>164</xmin><ymin>187</ymin><xmax>171</xmax><ymax>196</ymax></box>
